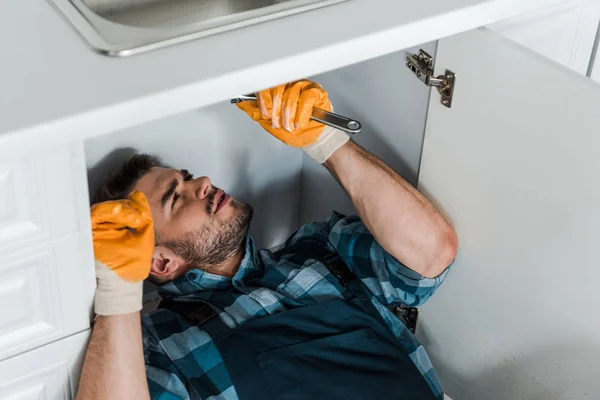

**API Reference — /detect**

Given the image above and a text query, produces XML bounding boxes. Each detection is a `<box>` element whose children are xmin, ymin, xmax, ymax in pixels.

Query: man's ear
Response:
<box><xmin>150</xmin><ymin>245</ymin><xmax>185</xmax><ymax>281</ymax></box>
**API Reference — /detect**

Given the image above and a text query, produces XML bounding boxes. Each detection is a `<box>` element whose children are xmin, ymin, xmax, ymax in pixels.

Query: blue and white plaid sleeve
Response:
<box><xmin>327</xmin><ymin>212</ymin><xmax>449</xmax><ymax>307</ymax></box>
<box><xmin>142</xmin><ymin>321</ymin><xmax>190</xmax><ymax>400</ymax></box>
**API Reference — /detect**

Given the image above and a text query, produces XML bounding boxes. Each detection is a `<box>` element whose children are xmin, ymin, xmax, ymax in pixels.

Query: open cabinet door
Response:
<box><xmin>417</xmin><ymin>29</ymin><xmax>600</xmax><ymax>399</ymax></box>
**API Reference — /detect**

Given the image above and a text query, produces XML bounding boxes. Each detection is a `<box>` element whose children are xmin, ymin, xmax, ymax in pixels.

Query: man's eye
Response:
<box><xmin>172</xmin><ymin>193</ymin><xmax>180</xmax><ymax>210</ymax></box>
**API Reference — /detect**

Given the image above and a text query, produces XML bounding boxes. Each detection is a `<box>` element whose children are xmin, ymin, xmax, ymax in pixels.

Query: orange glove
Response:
<box><xmin>90</xmin><ymin>191</ymin><xmax>154</xmax><ymax>315</ymax></box>
<box><xmin>237</xmin><ymin>80</ymin><xmax>333</xmax><ymax>148</ymax></box>
<box><xmin>238</xmin><ymin>80</ymin><xmax>350</xmax><ymax>163</ymax></box>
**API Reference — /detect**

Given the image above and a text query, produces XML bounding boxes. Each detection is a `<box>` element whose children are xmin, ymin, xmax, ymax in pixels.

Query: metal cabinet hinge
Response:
<box><xmin>405</xmin><ymin>49</ymin><xmax>456</xmax><ymax>108</ymax></box>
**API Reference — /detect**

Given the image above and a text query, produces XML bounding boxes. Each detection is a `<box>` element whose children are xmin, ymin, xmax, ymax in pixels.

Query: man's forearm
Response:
<box><xmin>76</xmin><ymin>313</ymin><xmax>150</xmax><ymax>400</ymax></box>
<box><xmin>324</xmin><ymin>140</ymin><xmax>457</xmax><ymax>278</ymax></box>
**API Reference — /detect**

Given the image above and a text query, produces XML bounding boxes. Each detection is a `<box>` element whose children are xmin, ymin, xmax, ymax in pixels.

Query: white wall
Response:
<box><xmin>85</xmin><ymin>102</ymin><xmax>303</xmax><ymax>249</ymax></box>
<box><xmin>299</xmin><ymin>43</ymin><xmax>435</xmax><ymax>224</ymax></box>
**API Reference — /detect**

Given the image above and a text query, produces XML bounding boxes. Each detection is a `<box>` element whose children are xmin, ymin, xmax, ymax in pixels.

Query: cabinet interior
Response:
<box><xmin>84</xmin><ymin>43</ymin><xmax>435</xmax><ymax>249</ymax></box>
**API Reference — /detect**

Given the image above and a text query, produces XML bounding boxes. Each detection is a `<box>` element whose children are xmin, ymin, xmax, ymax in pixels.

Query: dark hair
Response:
<box><xmin>92</xmin><ymin>153</ymin><xmax>162</xmax><ymax>204</ymax></box>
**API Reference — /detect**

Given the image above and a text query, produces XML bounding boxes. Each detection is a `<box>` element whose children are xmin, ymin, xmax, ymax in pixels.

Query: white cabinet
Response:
<box><xmin>0</xmin><ymin>330</ymin><xmax>89</xmax><ymax>400</ymax></box>
<box><xmin>416</xmin><ymin>30</ymin><xmax>600</xmax><ymax>399</ymax></box>
<box><xmin>489</xmin><ymin>0</ymin><xmax>600</xmax><ymax>75</ymax></box>
<box><xmin>0</xmin><ymin>143</ymin><xmax>95</xmax><ymax>361</ymax></box>
<box><xmin>4</xmin><ymin>0</ymin><xmax>600</xmax><ymax>399</ymax></box>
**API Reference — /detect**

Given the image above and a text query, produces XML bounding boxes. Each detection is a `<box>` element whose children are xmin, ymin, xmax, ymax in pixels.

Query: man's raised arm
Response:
<box><xmin>236</xmin><ymin>80</ymin><xmax>457</xmax><ymax>278</ymax></box>
<box><xmin>324</xmin><ymin>140</ymin><xmax>457</xmax><ymax>278</ymax></box>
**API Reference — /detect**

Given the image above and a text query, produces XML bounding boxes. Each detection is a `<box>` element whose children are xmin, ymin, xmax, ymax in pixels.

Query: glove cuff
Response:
<box><xmin>302</xmin><ymin>127</ymin><xmax>349</xmax><ymax>164</ymax></box>
<box><xmin>94</xmin><ymin>260</ymin><xmax>144</xmax><ymax>316</ymax></box>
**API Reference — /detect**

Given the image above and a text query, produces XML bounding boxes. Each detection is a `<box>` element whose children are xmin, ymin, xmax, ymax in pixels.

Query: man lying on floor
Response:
<box><xmin>76</xmin><ymin>80</ymin><xmax>457</xmax><ymax>400</ymax></box>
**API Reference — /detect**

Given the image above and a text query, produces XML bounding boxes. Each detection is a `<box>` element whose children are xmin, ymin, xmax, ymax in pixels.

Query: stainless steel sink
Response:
<box><xmin>48</xmin><ymin>0</ymin><xmax>346</xmax><ymax>56</ymax></box>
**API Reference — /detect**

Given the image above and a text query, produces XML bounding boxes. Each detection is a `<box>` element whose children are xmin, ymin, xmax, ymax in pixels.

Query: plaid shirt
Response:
<box><xmin>142</xmin><ymin>212</ymin><xmax>449</xmax><ymax>400</ymax></box>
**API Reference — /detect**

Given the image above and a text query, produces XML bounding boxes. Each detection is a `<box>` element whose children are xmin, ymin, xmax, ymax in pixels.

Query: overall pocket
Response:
<box><xmin>256</xmin><ymin>328</ymin><xmax>410</xmax><ymax>400</ymax></box>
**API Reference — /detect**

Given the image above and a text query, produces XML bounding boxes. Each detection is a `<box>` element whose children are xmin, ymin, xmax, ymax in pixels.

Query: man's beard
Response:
<box><xmin>160</xmin><ymin>198</ymin><xmax>253</xmax><ymax>271</ymax></box>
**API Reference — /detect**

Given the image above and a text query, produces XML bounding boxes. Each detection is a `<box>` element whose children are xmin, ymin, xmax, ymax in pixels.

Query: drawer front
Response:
<box><xmin>0</xmin><ymin>329</ymin><xmax>90</xmax><ymax>400</ymax></box>
<box><xmin>0</xmin><ymin>143</ymin><xmax>90</xmax><ymax>255</ymax></box>
<box><xmin>0</xmin><ymin>232</ymin><xmax>95</xmax><ymax>361</ymax></box>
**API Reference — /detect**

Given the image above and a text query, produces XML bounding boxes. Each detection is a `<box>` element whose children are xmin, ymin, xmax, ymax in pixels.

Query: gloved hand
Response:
<box><xmin>90</xmin><ymin>191</ymin><xmax>154</xmax><ymax>316</ymax></box>
<box><xmin>237</xmin><ymin>80</ymin><xmax>349</xmax><ymax>163</ymax></box>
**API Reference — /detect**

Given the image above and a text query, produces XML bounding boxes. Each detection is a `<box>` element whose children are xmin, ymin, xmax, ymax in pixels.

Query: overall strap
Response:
<box><xmin>280</xmin><ymin>240</ymin><xmax>420</xmax><ymax>333</ymax></box>
<box><xmin>275</xmin><ymin>239</ymin><xmax>367</xmax><ymax>296</ymax></box>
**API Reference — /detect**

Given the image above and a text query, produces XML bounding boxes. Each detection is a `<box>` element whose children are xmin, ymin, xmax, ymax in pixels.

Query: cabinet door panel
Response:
<box><xmin>0</xmin><ymin>330</ymin><xmax>89</xmax><ymax>400</ymax></box>
<box><xmin>0</xmin><ymin>143</ymin><xmax>90</xmax><ymax>255</ymax></box>
<box><xmin>418</xmin><ymin>28</ymin><xmax>600</xmax><ymax>399</ymax></box>
<box><xmin>0</xmin><ymin>233</ymin><xmax>95</xmax><ymax>361</ymax></box>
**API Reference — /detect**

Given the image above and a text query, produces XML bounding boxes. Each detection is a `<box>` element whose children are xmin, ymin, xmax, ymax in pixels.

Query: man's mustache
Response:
<box><xmin>205</xmin><ymin>186</ymin><xmax>218</xmax><ymax>214</ymax></box>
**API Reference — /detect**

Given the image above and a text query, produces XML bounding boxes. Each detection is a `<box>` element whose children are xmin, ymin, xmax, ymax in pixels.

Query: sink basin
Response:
<box><xmin>48</xmin><ymin>0</ymin><xmax>346</xmax><ymax>56</ymax></box>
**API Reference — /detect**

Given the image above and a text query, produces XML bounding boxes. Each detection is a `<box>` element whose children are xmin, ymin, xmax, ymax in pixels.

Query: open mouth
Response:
<box><xmin>214</xmin><ymin>189</ymin><xmax>231</xmax><ymax>214</ymax></box>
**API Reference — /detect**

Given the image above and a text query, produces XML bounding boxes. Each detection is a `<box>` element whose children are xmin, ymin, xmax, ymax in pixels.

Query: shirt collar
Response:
<box><xmin>158</xmin><ymin>236</ymin><xmax>258</xmax><ymax>296</ymax></box>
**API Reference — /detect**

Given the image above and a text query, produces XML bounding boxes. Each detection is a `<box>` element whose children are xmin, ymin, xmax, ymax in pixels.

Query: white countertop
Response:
<box><xmin>0</xmin><ymin>0</ymin><xmax>566</xmax><ymax>159</ymax></box>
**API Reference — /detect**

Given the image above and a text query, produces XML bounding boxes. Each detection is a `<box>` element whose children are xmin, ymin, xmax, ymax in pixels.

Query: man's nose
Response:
<box><xmin>193</xmin><ymin>176</ymin><xmax>212</xmax><ymax>200</ymax></box>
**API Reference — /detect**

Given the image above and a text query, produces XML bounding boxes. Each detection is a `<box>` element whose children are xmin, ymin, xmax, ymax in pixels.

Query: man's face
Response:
<box><xmin>134</xmin><ymin>167</ymin><xmax>253</xmax><ymax>272</ymax></box>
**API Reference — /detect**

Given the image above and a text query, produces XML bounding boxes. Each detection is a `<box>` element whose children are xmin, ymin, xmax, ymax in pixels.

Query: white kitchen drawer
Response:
<box><xmin>0</xmin><ymin>232</ymin><xmax>95</xmax><ymax>361</ymax></box>
<box><xmin>0</xmin><ymin>329</ymin><xmax>89</xmax><ymax>400</ymax></box>
<box><xmin>489</xmin><ymin>0</ymin><xmax>600</xmax><ymax>75</ymax></box>
<box><xmin>0</xmin><ymin>142</ymin><xmax>90</xmax><ymax>255</ymax></box>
